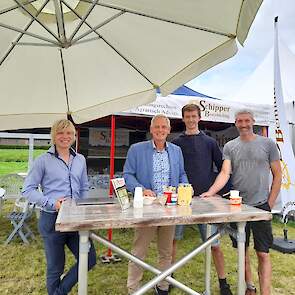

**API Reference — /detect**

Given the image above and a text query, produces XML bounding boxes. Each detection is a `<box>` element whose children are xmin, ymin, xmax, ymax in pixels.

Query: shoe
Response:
<box><xmin>220</xmin><ymin>283</ymin><xmax>233</xmax><ymax>295</ymax></box>
<box><xmin>245</xmin><ymin>286</ymin><xmax>257</xmax><ymax>295</ymax></box>
<box><xmin>154</xmin><ymin>286</ymin><xmax>169</xmax><ymax>295</ymax></box>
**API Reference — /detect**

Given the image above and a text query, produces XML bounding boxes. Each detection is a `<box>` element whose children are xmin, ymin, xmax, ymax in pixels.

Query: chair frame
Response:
<box><xmin>5</xmin><ymin>196</ymin><xmax>35</xmax><ymax>245</ymax></box>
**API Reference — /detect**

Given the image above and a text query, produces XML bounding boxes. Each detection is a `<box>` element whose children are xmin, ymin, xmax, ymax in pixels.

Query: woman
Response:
<box><xmin>22</xmin><ymin>119</ymin><xmax>96</xmax><ymax>295</ymax></box>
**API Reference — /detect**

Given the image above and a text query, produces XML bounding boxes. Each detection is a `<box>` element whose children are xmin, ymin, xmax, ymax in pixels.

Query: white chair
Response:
<box><xmin>0</xmin><ymin>187</ymin><xmax>5</xmax><ymax>214</ymax></box>
<box><xmin>0</xmin><ymin>173</ymin><xmax>24</xmax><ymax>200</ymax></box>
<box><xmin>5</xmin><ymin>196</ymin><xmax>35</xmax><ymax>245</ymax></box>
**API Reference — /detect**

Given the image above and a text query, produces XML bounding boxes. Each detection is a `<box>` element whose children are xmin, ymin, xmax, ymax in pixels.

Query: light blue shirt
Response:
<box><xmin>152</xmin><ymin>142</ymin><xmax>170</xmax><ymax>196</ymax></box>
<box><xmin>22</xmin><ymin>146</ymin><xmax>89</xmax><ymax>212</ymax></box>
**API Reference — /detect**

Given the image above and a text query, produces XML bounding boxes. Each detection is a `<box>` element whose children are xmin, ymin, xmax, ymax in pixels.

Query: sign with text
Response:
<box><xmin>89</xmin><ymin>128</ymin><xmax>129</xmax><ymax>147</ymax></box>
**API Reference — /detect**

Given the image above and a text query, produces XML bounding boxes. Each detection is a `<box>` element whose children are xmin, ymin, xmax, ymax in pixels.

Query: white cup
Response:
<box><xmin>230</xmin><ymin>190</ymin><xmax>240</xmax><ymax>198</ymax></box>
<box><xmin>133</xmin><ymin>187</ymin><xmax>143</xmax><ymax>208</ymax></box>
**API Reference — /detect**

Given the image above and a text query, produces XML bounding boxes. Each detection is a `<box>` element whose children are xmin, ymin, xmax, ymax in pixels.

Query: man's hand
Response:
<box><xmin>55</xmin><ymin>197</ymin><xmax>67</xmax><ymax>210</ymax></box>
<box><xmin>143</xmin><ymin>189</ymin><xmax>156</xmax><ymax>197</ymax></box>
<box><xmin>200</xmin><ymin>191</ymin><xmax>214</xmax><ymax>198</ymax></box>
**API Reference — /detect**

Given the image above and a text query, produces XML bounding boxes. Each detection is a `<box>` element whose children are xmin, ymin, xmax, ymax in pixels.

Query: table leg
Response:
<box><xmin>237</xmin><ymin>222</ymin><xmax>246</xmax><ymax>295</ymax></box>
<box><xmin>205</xmin><ymin>224</ymin><xmax>212</xmax><ymax>295</ymax></box>
<box><xmin>90</xmin><ymin>232</ymin><xmax>221</xmax><ymax>295</ymax></box>
<box><xmin>78</xmin><ymin>230</ymin><xmax>90</xmax><ymax>295</ymax></box>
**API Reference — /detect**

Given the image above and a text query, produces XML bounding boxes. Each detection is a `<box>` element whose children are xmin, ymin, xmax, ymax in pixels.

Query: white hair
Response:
<box><xmin>150</xmin><ymin>114</ymin><xmax>171</xmax><ymax>127</ymax></box>
<box><xmin>235</xmin><ymin>109</ymin><xmax>255</xmax><ymax>120</ymax></box>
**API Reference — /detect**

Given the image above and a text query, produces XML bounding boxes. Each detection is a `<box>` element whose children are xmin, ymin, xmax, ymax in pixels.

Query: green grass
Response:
<box><xmin>0</xmin><ymin>149</ymin><xmax>46</xmax><ymax>176</ymax></box>
<box><xmin>0</xmin><ymin>201</ymin><xmax>295</xmax><ymax>295</ymax></box>
<box><xmin>0</xmin><ymin>162</ymin><xmax>28</xmax><ymax>175</ymax></box>
<box><xmin>0</xmin><ymin>149</ymin><xmax>46</xmax><ymax>162</ymax></box>
<box><xmin>0</xmin><ymin>151</ymin><xmax>295</xmax><ymax>294</ymax></box>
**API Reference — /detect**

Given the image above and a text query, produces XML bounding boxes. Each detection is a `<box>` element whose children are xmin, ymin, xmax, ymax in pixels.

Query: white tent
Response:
<box><xmin>123</xmin><ymin>89</ymin><xmax>273</xmax><ymax>126</ymax></box>
<box><xmin>233</xmin><ymin>40</ymin><xmax>295</xmax><ymax>151</ymax></box>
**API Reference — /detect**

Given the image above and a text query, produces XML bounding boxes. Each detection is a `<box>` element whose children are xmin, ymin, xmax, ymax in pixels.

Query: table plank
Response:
<box><xmin>56</xmin><ymin>196</ymin><xmax>272</xmax><ymax>232</ymax></box>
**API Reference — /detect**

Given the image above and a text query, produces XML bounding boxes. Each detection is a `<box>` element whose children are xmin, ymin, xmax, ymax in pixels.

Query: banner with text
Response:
<box><xmin>124</xmin><ymin>94</ymin><xmax>273</xmax><ymax>126</ymax></box>
<box><xmin>274</xmin><ymin>18</ymin><xmax>295</xmax><ymax>219</ymax></box>
<box><xmin>89</xmin><ymin>128</ymin><xmax>129</xmax><ymax>147</ymax></box>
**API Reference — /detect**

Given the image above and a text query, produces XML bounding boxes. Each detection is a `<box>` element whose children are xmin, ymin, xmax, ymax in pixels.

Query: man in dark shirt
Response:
<box><xmin>172</xmin><ymin>104</ymin><xmax>232</xmax><ymax>295</ymax></box>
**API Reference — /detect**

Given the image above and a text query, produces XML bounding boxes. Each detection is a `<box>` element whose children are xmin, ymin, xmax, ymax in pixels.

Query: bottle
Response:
<box><xmin>133</xmin><ymin>187</ymin><xmax>143</xmax><ymax>208</ymax></box>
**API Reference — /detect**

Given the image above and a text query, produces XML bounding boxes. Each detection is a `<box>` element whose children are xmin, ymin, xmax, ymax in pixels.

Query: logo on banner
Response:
<box><xmin>189</xmin><ymin>99</ymin><xmax>231</xmax><ymax>119</ymax></box>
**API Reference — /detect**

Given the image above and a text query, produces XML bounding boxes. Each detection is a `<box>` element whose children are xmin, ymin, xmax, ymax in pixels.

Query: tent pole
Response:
<box><xmin>108</xmin><ymin>115</ymin><xmax>115</xmax><ymax>257</ymax></box>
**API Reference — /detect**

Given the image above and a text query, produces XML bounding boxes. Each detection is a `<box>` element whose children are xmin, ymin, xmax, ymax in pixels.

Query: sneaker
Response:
<box><xmin>154</xmin><ymin>286</ymin><xmax>169</xmax><ymax>295</ymax></box>
<box><xmin>245</xmin><ymin>286</ymin><xmax>257</xmax><ymax>295</ymax></box>
<box><xmin>220</xmin><ymin>283</ymin><xmax>233</xmax><ymax>295</ymax></box>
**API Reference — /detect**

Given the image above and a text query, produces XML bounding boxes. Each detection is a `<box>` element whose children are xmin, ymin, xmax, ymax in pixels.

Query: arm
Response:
<box><xmin>212</xmin><ymin>140</ymin><xmax>223</xmax><ymax>172</ymax></box>
<box><xmin>268</xmin><ymin>160</ymin><xmax>282</xmax><ymax>209</ymax></box>
<box><xmin>179</xmin><ymin>148</ymin><xmax>188</xmax><ymax>183</ymax></box>
<box><xmin>80</xmin><ymin>156</ymin><xmax>89</xmax><ymax>198</ymax></box>
<box><xmin>200</xmin><ymin>159</ymin><xmax>231</xmax><ymax>197</ymax></box>
<box><xmin>123</xmin><ymin>145</ymin><xmax>144</xmax><ymax>193</ymax></box>
<box><xmin>22</xmin><ymin>157</ymin><xmax>55</xmax><ymax>209</ymax></box>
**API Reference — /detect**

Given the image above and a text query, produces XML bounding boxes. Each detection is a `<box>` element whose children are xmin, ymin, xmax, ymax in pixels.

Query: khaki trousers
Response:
<box><xmin>127</xmin><ymin>225</ymin><xmax>175</xmax><ymax>293</ymax></box>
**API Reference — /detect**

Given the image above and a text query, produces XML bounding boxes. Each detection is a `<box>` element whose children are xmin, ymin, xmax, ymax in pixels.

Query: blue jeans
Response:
<box><xmin>174</xmin><ymin>224</ymin><xmax>220</xmax><ymax>246</ymax></box>
<box><xmin>39</xmin><ymin>211</ymin><xmax>96</xmax><ymax>295</ymax></box>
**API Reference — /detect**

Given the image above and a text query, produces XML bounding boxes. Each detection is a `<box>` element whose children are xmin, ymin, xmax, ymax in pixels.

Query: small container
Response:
<box><xmin>164</xmin><ymin>191</ymin><xmax>172</xmax><ymax>204</ymax></box>
<box><xmin>230</xmin><ymin>190</ymin><xmax>240</xmax><ymax>198</ymax></box>
<box><xmin>171</xmin><ymin>193</ymin><xmax>178</xmax><ymax>204</ymax></box>
<box><xmin>177</xmin><ymin>183</ymin><xmax>193</xmax><ymax>206</ymax></box>
<box><xmin>133</xmin><ymin>187</ymin><xmax>143</xmax><ymax>208</ymax></box>
<box><xmin>230</xmin><ymin>196</ymin><xmax>242</xmax><ymax>205</ymax></box>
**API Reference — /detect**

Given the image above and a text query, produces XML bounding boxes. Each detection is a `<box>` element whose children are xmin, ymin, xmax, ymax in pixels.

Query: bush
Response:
<box><xmin>0</xmin><ymin>149</ymin><xmax>46</xmax><ymax>162</ymax></box>
<box><xmin>0</xmin><ymin>145</ymin><xmax>49</xmax><ymax>150</ymax></box>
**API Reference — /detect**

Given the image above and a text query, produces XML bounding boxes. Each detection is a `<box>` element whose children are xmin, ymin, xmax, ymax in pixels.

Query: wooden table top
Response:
<box><xmin>55</xmin><ymin>196</ymin><xmax>272</xmax><ymax>232</ymax></box>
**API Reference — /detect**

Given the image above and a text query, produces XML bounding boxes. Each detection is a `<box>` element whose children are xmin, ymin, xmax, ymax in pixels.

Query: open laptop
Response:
<box><xmin>75</xmin><ymin>197</ymin><xmax>117</xmax><ymax>206</ymax></box>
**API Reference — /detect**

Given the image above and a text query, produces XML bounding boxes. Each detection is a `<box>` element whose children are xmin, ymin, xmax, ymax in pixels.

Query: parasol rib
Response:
<box><xmin>0</xmin><ymin>0</ymin><xmax>37</xmax><ymax>15</ymax></box>
<box><xmin>80</xmin><ymin>0</ymin><xmax>234</xmax><ymax>38</ymax></box>
<box><xmin>61</xmin><ymin>2</ymin><xmax>154</xmax><ymax>87</ymax></box>
<box><xmin>0</xmin><ymin>0</ymin><xmax>50</xmax><ymax>67</ymax></box>
<box><xmin>13</xmin><ymin>0</ymin><xmax>61</xmax><ymax>43</ymax></box>
<box><xmin>68</xmin><ymin>0</ymin><xmax>99</xmax><ymax>42</ymax></box>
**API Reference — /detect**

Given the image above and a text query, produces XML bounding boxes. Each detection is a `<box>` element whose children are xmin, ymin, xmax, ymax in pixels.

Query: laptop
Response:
<box><xmin>75</xmin><ymin>197</ymin><xmax>117</xmax><ymax>206</ymax></box>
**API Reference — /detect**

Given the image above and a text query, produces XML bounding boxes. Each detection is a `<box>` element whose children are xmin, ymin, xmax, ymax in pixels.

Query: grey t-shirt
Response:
<box><xmin>223</xmin><ymin>135</ymin><xmax>279</xmax><ymax>206</ymax></box>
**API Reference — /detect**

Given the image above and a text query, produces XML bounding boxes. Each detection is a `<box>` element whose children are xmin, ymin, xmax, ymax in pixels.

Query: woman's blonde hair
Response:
<box><xmin>50</xmin><ymin>119</ymin><xmax>76</xmax><ymax>145</ymax></box>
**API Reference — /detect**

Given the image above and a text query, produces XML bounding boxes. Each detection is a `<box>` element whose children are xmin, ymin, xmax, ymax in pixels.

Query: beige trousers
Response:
<box><xmin>127</xmin><ymin>225</ymin><xmax>175</xmax><ymax>294</ymax></box>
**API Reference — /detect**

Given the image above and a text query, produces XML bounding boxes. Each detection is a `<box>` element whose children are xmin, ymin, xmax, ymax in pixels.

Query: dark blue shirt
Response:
<box><xmin>172</xmin><ymin>131</ymin><xmax>222</xmax><ymax>195</ymax></box>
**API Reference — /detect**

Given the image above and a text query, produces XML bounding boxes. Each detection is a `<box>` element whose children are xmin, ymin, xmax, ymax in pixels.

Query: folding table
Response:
<box><xmin>56</xmin><ymin>196</ymin><xmax>271</xmax><ymax>295</ymax></box>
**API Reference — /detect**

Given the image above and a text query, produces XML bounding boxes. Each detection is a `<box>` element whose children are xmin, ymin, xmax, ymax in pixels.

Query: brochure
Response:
<box><xmin>111</xmin><ymin>178</ymin><xmax>130</xmax><ymax>210</ymax></box>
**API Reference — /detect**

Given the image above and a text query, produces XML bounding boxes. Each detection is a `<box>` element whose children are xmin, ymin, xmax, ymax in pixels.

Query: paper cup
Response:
<box><xmin>230</xmin><ymin>190</ymin><xmax>240</xmax><ymax>198</ymax></box>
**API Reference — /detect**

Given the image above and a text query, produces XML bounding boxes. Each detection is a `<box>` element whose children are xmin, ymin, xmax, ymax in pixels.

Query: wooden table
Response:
<box><xmin>56</xmin><ymin>196</ymin><xmax>272</xmax><ymax>295</ymax></box>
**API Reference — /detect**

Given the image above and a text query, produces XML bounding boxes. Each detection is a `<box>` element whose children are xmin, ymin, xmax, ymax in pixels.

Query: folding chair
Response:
<box><xmin>0</xmin><ymin>173</ymin><xmax>24</xmax><ymax>200</ymax></box>
<box><xmin>0</xmin><ymin>187</ymin><xmax>5</xmax><ymax>215</ymax></box>
<box><xmin>5</xmin><ymin>196</ymin><xmax>35</xmax><ymax>245</ymax></box>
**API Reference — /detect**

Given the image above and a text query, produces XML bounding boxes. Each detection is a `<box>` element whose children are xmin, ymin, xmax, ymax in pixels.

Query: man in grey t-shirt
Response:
<box><xmin>201</xmin><ymin>110</ymin><xmax>282</xmax><ymax>295</ymax></box>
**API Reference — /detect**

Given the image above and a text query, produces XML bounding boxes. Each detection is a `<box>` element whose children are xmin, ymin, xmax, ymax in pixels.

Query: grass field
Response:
<box><xmin>0</xmin><ymin>149</ymin><xmax>46</xmax><ymax>176</ymax></box>
<box><xmin>0</xmin><ymin>150</ymin><xmax>295</xmax><ymax>294</ymax></box>
<box><xmin>0</xmin><ymin>201</ymin><xmax>295</xmax><ymax>295</ymax></box>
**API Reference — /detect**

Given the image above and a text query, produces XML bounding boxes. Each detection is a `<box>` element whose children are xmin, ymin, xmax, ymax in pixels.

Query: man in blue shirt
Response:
<box><xmin>124</xmin><ymin>114</ymin><xmax>188</xmax><ymax>295</ymax></box>
<box><xmin>172</xmin><ymin>104</ymin><xmax>232</xmax><ymax>295</ymax></box>
<box><xmin>22</xmin><ymin>119</ymin><xmax>96</xmax><ymax>295</ymax></box>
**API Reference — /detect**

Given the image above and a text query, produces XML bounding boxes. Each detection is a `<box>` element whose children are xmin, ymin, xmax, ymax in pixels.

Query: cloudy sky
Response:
<box><xmin>186</xmin><ymin>0</ymin><xmax>295</xmax><ymax>104</ymax></box>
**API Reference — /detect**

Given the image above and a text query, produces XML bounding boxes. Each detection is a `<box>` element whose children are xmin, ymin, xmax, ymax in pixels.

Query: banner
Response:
<box><xmin>274</xmin><ymin>17</ymin><xmax>295</xmax><ymax>219</ymax></box>
<box><xmin>124</xmin><ymin>94</ymin><xmax>273</xmax><ymax>126</ymax></box>
<box><xmin>89</xmin><ymin>128</ymin><xmax>129</xmax><ymax>147</ymax></box>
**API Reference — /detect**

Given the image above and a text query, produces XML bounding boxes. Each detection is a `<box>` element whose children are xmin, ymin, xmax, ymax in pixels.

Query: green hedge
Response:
<box><xmin>0</xmin><ymin>145</ymin><xmax>49</xmax><ymax>150</ymax></box>
<box><xmin>0</xmin><ymin>149</ymin><xmax>46</xmax><ymax>162</ymax></box>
